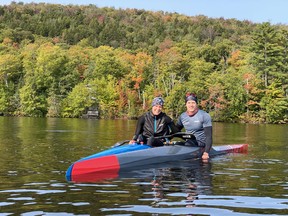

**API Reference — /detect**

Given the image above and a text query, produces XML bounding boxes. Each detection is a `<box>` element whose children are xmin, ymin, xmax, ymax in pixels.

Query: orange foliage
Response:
<box><xmin>243</xmin><ymin>73</ymin><xmax>255</xmax><ymax>91</ymax></box>
<box><xmin>97</xmin><ymin>15</ymin><xmax>105</xmax><ymax>24</ymax></box>
<box><xmin>227</xmin><ymin>50</ymin><xmax>242</xmax><ymax>68</ymax></box>
<box><xmin>158</xmin><ymin>39</ymin><xmax>173</xmax><ymax>52</ymax></box>
<box><xmin>163</xmin><ymin>15</ymin><xmax>172</xmax><ymax>22</ymax></box>
<box><xmin>116</xmin><ymin>80</ymin><xmax>128</xmax><ymax>108</ymax></box>
<box><xmin>52</xmin><ymin>37</ymin><xmax>61</xmax><ymax>44</ymax></box>
<box><xmin>132</xmin><ymin>77</ymin><xmax>143</xmax><ymax>89</ymax></box>
<box><xmin>2</xmin><ymin>37</ymin><xmax>12</xmax><ymax>45</ymax></box>
<box><xmin>127</xmin><ymin>52</ymin><xmax>152</xmax><ymax>90</ymax></box>
<box><xmin>247</xmin><ymin>100</ymin><xmax>258</xmax><ymax>105</ymax></box>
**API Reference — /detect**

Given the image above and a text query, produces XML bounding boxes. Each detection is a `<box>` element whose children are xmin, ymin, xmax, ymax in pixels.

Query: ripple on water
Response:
<box><xmin>101</xmin><ymin>195</ymin><xmax>288</xmax><ymax>215</ymax></box>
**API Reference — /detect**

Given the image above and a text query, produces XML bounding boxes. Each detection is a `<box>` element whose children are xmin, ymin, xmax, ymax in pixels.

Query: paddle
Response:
<box><xmin>111</xmin><ymin>140</ymin><xmax>130</xmax><ymax>148</ymax></box>
<box><xmin>155</xmin><ymin>132</ymin><xmax>196</xmax><ymax>140</ymax></box>
<box><xmin>111</xmin><ymin>132</ymin><xmax>195</xmax><ymax>148</ymax></box>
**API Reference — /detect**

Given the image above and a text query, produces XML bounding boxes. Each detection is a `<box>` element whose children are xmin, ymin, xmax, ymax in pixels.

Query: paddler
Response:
<box><xmin>129</xmin><ymin>96</ymin><xmax>179</xmax><ymax>147</ymax></box>
<box><xmin>176</xmin><ymin>93</ymin><xmax>213</xmax><ymax>160</ymax></box>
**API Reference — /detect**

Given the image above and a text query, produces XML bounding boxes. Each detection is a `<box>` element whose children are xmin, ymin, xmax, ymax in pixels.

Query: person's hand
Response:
<box><xmin>202</xmin><ymin>152</ymin><xmax>209</xmax><ymax>160</ymax></box>
<box><xmin>129</xmin><ymin>140</ymin><xmax>136</xmax><ymax>144</ymax></box>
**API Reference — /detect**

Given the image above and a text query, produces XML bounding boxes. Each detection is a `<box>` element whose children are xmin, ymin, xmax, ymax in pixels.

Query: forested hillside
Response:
<box><xmin>0</xmin><ymin>2</ymin><xmax>287</xmax><ymax>123</ymax></box>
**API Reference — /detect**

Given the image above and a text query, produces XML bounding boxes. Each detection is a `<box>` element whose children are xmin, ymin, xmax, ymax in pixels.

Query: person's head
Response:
<box><xmin>185</xmin><ymin>92</ymin><xmax>198</xmax><ymax>113</ymax></box>
<box><xmin>151</xmin><ymin>97</ymin><xmax>164</xmax><ymax>116</ymax></box>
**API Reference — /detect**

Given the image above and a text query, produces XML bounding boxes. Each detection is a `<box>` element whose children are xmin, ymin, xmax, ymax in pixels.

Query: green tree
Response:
<box><xmin>278</xmin><ymin>28</ymin><xmax>288</xmax><ymax>97</ymax></box>
<box><xmin>20</xmin><ymin>42</ymin><xmax>69</xmax><ymax>116</ymax></box>
<box><xmin>60</xmin><ymin>82</ymin><xmax>92</xmax><ymax>118</ymax></box>
<box><xmin>241</xmin><ymin>72</ymin><xmax>265</xmax><ymax>123</ymax></box>
<box><xmin>222</xmin><ymin>68</ymin><xmax>247</xmax><ymax>121</ymax></box>
<box><xmin>260</xmin><ymin>81</ymin><xmax>288</xmax><ymax>123</ymax></box>
<box><xmin>154</xmin><ymin>47</ymin><xmax>184</xmax><ymax>96</ymax></box>
<box><xmin>185</xmin><ymin>58</ymin><xmax>215</xmax><ymax>99</ymax></box>
<box><xmin>84</xmin><ymin>46</ymin><xmax>127</xmax><ymax>80</ymax></box>
<box><xmin>88</xmin><ymin>75</ymin><xmax>119</xmax><ymax>118</ymax></box>
<box><xmin>19</xmin><ymin>84</ymin><xmax>47</xmax><ymax>117</ymax></box>
<box><xmin>0</xmin><ymin>54</ymin><xmax>22</xmax><ymax>87</ymax></box>
<box><xmin>0</xmin><ymin>41</ymin><xmax>23</xmax><ymax>114</ymax></box>
<box><xmin>0</xmin><ymin>86</ymin><xmax>9</xmax><ymax>113</ymax></box>
<box><xmin>164</xmin><ymin>81</ymin><xmax>186</xmax><ymax>118</ymax></box>
<box><xmin>250</xmin><ymin>22</ymin><xmax>285</xmax><ymax>87</ymax></box>
<box><xmin>204</xmin><ymin>72</ymin><xmax>227</xmax><ymax>121</ymax></box>
<box><xmin>61</xmin><ymin>75</ymin><xmax>118</xmax><ymax>118</ymax></box>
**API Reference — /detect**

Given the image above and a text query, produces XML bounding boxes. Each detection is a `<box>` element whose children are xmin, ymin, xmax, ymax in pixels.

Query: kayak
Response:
<box><xmin>66</xmin><ymin>143</ymin><xmax>248</xmax><ymax>182</ymax></box>
<box><xmin>68</xmin><ymin>155</ymin><xmax>210</xmax><ymax>183</ymax></box>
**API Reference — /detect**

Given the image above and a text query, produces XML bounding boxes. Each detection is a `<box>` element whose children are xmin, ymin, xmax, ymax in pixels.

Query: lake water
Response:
<box><xmin>0</xmin><ymin>117</ymin><xmax>287</xmax><ymax>215</ymax></box>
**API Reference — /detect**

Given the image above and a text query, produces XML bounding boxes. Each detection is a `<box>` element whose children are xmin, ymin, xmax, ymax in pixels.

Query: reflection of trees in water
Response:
<box><xmin>151</xmin><ymin>178</ymin><xmax>165</xmax><ymax>206</ymax></box>
<box><xmin>145</xmin><ymin>160</ymin><xmax>213</xmax><ymax>208</ymax></box>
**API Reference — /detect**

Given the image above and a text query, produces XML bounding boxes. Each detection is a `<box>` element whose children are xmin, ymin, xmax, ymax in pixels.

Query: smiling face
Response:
<box><xmin>186</xmin><ymin>100</ymin><xmax>198</xmax><ymax>114</ymax></box>
<box><xmin>151</xmin><ymin>105</ymin><xmax>163</xmax><ymax>116</ymax></box>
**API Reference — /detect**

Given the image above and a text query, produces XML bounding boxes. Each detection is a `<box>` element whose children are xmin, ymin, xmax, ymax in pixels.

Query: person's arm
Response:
<box><xmin>165</xmin><ymin>115</ymin><xmax>181</xmax><ymax>134</ymax></box>
<box><xmin>203</xmin><ymin>126</ymin><xmax>213</xmax><ymax>158</ymax></box>
<box><xmin>175</xmin><ymin>116</ymin><xmax>184</xmax><ymax>131</ymax></box>
<box><xmin>202</xmin><ymin>111</ymin><xmax>212</xmax><ymax>159</ymax></box>
<box><xmin>130</xmin><ymin>115</ymin><xmax>145</xmax><ymax>143</ymax></box>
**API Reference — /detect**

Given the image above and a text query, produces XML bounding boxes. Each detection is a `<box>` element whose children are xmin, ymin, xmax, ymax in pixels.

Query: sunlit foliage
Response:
<box><xmin>0</xmin><ymin>3</ymin><xmax>287</xmax><ymax>123</ymax></box>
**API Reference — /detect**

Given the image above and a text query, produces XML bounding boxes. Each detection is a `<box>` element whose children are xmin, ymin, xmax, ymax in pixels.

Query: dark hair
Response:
<box><xmin>185</xmin><ymin>92</ymin><xmax>198</xmax><ymax>103</ymax></box>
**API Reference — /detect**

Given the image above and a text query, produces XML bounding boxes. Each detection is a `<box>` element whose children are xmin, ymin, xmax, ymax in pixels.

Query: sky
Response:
<box><xmin>1</xmin><ymin>0</ymin><xmax>288</xmax><ymax>25</ymax></box>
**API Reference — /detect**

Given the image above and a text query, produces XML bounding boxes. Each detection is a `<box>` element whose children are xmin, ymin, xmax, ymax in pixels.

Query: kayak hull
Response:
<box><xmin>66</xmin><ymin>144</ymin><xmax>248</xmax><ymax>182</ymax></box>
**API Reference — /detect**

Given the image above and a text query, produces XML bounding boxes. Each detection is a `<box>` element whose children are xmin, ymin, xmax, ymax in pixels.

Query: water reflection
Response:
<box><xmin>84</xmin><ymin>159</ymin><xmax>215</xmax><ymax>214</ymax></box>
<box><xmin>0</xmin><ymin>117</ymin><xmax>287</xmax><ymax>215</ymax></box>
<box><xmin>100</xmin><ymin>159</ymin><xmax>288</xmax><ymax>215</ymax></box>
<box><xmin>144</xmin><ymin>160</ymin><xmax>212</xmax><ymax>209</ymax></box>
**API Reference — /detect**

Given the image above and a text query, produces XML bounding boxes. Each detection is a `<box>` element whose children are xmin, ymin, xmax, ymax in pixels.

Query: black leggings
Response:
<box><xmin>175</xmin><ymin>139</ymin><xmax>198</xmax><ymax>147</ymax></box>
<box><xmin>147</xmin><ymin>136</ymin><xmax>165</xmax><ymax>147</ymax></box>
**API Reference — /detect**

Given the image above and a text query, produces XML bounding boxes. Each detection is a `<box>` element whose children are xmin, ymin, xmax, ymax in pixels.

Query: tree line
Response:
<box><xmin>0</xmin><ymin>2</ymin><xmax>287</xmax><ymax>123</ymax></box>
